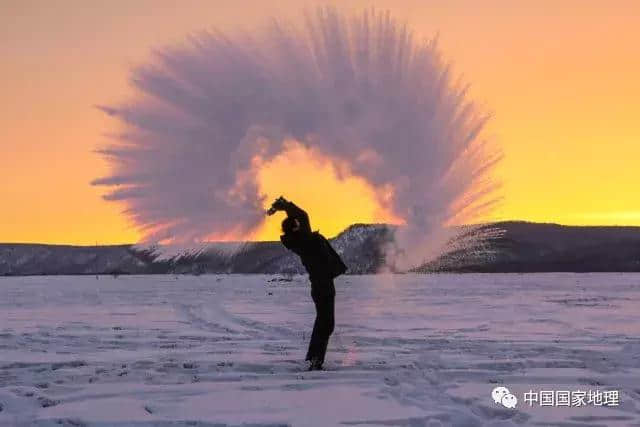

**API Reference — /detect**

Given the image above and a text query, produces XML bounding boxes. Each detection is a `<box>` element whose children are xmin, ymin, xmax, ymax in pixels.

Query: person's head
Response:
<box><xmin>282</xmin><ymin>217</ymin><xmax>301</xmax><ymax>234</ymax></box>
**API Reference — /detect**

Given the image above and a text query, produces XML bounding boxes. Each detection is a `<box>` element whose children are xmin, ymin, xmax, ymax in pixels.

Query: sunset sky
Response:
<box><xmin>2</xmin><ymin>0</ymin><xmax>639</xmax><ymax>244</ymax></box>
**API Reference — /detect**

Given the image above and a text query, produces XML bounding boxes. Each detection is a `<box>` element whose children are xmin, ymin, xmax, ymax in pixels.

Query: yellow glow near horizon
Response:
<box><xmin>250</xmin><ymin>142</ymin><xmax>401</xmax><ymax>240</ymax></box>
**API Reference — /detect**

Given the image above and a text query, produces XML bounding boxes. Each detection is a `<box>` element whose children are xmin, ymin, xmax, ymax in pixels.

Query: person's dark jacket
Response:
<box><xmin>278</xmin><ymin>201</ymin><xmax>347</xmax><ymax>285</ymax></box>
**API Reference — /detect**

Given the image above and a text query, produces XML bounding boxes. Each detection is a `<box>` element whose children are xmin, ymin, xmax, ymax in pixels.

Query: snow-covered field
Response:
<box><xmin>1</xmin><ymin>274</ymin><xmax>639</xmax><ymax>426</ymax></box>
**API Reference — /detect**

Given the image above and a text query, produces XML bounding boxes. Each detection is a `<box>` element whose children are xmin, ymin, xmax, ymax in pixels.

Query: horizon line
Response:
<box><xmin>4</xmin><ymin>220</ymin><xmax>640</xmax><ymax>247</ymax></box>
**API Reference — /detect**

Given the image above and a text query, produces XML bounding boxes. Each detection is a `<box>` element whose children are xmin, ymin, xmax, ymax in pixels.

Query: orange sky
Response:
<box><xmin>2</xmin><ymin>0</ymin><xmax>639</xmax><ymax>244</ymax></box>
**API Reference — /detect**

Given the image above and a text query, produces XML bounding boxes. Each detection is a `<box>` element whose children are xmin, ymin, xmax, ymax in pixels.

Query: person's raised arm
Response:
<box><xmin>268</xmin><ymin>196</ymin><xmax>311</xmax><ymax>233</ymax></box>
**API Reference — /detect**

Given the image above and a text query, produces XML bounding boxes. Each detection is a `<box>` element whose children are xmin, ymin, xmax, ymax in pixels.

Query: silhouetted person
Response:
<box><xmin>267</xmin><ymin>196</ymin><xmax>347</xmax><ymax>370</ymax></box>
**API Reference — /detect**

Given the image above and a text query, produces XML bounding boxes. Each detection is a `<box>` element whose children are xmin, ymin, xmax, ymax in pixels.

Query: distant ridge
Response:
<box><xmin>2</xmin><ymin>222</ymin><xmax>640</xmax><ymax>275</ymax></box>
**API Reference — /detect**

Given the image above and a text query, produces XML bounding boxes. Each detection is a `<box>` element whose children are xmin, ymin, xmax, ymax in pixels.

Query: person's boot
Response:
<box><xmin>308</xmin><ymin>357</ymin><xmax>323</xmax><ymax>371</ymax></box>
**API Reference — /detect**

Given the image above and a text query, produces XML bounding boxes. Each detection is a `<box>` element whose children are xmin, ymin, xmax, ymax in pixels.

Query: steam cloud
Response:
<box><xmin>94</xmin><ymin>8</ymin><xmax>500</xmax><ymax>270</ymax></box>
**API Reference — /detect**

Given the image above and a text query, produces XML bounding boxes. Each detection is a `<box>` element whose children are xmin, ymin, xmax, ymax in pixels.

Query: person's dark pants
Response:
<box><xmin>305</xmin><ymin>278</ymin><xmax>335</xmax><ymax>364</ymax></box>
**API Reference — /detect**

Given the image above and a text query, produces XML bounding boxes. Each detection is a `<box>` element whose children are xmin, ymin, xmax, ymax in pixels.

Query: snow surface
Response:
<box><xmin>1</xmin><ymin>273</ymin><xmax>639</xmax><ymax>426</ymax></box>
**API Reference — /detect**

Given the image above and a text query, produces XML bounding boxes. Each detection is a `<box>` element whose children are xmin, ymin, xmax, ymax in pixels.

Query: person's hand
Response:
<box><xmin>271</xmin><ymin>196</ymin><xmax>288</xmax><ymax>210</ymax></box>
<box><xmin>266</xmin><ymin>196</ymin><xmax>288</xmax><ymax>215</ymax></box>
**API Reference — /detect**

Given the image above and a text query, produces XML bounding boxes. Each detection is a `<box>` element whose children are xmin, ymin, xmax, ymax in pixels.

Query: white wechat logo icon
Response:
<box><xmin>502</xmin><ymin>393</ymin><xmax>518</xmax><ymax>408</ymax></box>
<box><xmin>492</xmin><ymin>386</ymin><xmax>518</xmax><ymax>409</ymax></box>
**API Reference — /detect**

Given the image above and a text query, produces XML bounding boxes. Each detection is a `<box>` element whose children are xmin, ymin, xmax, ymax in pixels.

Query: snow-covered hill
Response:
<box><xmin>2</xmin><ymin>222</ymin><xmax>640</xmax><ymax>275</ymax></box>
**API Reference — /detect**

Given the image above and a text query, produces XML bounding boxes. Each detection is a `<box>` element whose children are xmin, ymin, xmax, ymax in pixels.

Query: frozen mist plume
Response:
<box><xmin>93</xmin><ymin>7</ymin><xmax>501</xmax><ymax>271</ymax></box>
